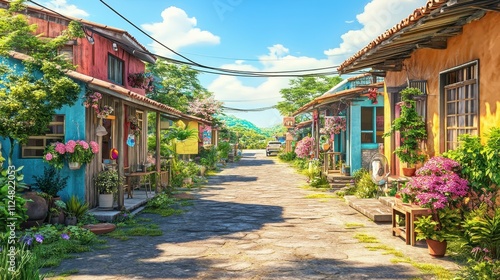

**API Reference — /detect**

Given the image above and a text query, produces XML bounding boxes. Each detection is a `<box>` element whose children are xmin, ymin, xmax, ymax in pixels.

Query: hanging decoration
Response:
<box><xmin>129</xmin><ymin>115</ymin><xmax>141</xmax><ymax>136</ymax></box>
<box><xmin>126</xmin><ymin>134</ymin><xmax>136</xmax><ymax>147</ymax></box>
<box><xmin>110</xmin><ymin>148</ymin><xmax>119</xmax><ymax>160</ymax></box>
<box><xmin>367</xmin><ymin>88</ymin><xmax>380</xmax><ymax>104</ymax></box>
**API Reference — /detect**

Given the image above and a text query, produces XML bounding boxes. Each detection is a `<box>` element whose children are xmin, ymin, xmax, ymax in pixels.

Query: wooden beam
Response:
<box><xmin>117</xmin><ymin>100</ymin><xmax>125</xmax><ymax>210</ymax></box>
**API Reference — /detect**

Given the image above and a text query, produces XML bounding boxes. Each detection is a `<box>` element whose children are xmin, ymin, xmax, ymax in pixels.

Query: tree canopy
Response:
<box><xmin>275</xmin><ymin>76</ymin><xmax>343</xmax><ymax>116</ymax></box>
<box><xmin>146</xmin><ymin>59</ymin><xmax>210</xmax><ymax>113</ymax></box>
<box><xmin>0</xmin><ymin>0</ymin><xmax>83</xmax><ymax>161</ymax></box>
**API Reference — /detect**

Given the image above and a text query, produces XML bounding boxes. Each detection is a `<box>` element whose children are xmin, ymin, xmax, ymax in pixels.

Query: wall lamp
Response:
<box><xmin>112</xmin><ymin>43</ymin><xmax>118</xmax><ymax>52</ymax></box>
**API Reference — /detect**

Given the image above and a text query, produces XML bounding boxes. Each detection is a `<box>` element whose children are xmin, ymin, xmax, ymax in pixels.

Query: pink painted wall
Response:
<box><xmin>29</xmin><ymin>17</ymin><xmax>147</xmax><ymax>96</ymax></box>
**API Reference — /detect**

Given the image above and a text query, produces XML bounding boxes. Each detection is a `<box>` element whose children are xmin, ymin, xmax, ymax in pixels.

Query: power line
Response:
<box><xmin>222</xmin><ymin>106</ymin><xmax>276</xmax><ymax>112</ymax></box>
<box><xmin>26</xmin><ymin>0</ymin><xmax>370</xmax><ymax>78</ymax></box>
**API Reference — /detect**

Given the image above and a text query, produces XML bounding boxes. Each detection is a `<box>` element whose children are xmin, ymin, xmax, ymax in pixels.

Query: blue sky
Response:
<box><xmin>34</xmin><ymin>0</ymin><xmax>427</xmax><ymax>128</ymax></box>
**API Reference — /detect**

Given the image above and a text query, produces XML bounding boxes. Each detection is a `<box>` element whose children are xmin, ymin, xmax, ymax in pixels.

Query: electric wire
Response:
<box><xmin>27</xmin><ymin>0</ymin><xmax>368</xmax><ymax>78</ymax></box>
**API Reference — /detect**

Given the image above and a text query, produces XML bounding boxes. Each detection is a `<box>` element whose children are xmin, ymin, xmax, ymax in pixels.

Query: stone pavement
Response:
<box><xmin>45</xmin><ymin>150</ymin><xmax>461</xmax><ymax>279</ymax></box>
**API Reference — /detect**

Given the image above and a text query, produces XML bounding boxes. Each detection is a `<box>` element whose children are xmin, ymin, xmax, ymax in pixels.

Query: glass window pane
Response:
<box><xmin>361</xmin><ymin>132</ymin><xmax>373</xmax><ymax>144</ymax></box>
<box><xmin>361</xmin><ymin>107</ymin><xmax>373</xmax><ymax>131</ymax></box>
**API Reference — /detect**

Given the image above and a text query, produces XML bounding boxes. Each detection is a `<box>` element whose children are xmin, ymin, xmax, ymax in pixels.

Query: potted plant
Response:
<box><xmin>383</xmin><ymin>87</ymin><xmax>427</xmax><ymax>176</ymax></box>
<box><xmin>64</xmin><ymin>195</ymin><xmax>89</xmax><ymax>225</ymax></box>
<box><xmin>405</xmin><ymin>156</ymin><xmax>469</xmax><ymax>256</ymax></box>
<box><xmin>94</xmin><ymin>169</ymin><xmax>122</xmax><ymax>209</ymax></box>
<box><xmin>50</xmin><ymin>200</ymin><xmax>67</xmax><ymax>224</ymax></box>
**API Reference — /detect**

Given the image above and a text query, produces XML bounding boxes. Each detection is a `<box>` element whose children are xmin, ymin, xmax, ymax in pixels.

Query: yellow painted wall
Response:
<box><xmin>384</xmin><ymin>11</ymin><xmax>500</xmax><ymax>156</ymax></box>
<box><xmin>176</xmin><ymin>121</ymin><xmax>199</xmax><ymax>155</ymax></box>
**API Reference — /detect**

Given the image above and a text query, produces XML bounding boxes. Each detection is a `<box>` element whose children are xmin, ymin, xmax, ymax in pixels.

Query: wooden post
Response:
<box><xmin>116</xmin><ymin>100</ymin><xmax>125</xmax><ymax>210</ymax></box>
<box><xmin>155</xmin><ymin>112</ymin><xmax>161</xmax><ymax>192</ymax></box>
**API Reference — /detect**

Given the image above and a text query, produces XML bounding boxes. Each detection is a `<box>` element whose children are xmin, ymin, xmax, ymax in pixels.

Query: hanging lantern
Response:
<box><xmin>95</xmin><ymin>124</ymin><xmax>108</xmax><ymax>136</ymax></box>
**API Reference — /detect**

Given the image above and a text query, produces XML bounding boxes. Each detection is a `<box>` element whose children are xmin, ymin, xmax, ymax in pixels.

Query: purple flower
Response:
<box><xmin>34</xmin><ymin>234</ymin><xmax>44</xmax><ymax>243</ymax></box>
<box><xmin>61</xmin><ymin>233</ymin><xmax>70</xmax><ymax>240</ymax></box>
<box><xmin>21</xmin><ymin>236</ymin><xmax>33</xmax><ymax>246</ymax></box>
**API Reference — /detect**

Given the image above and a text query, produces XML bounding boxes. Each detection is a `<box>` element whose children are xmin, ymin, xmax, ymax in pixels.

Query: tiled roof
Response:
<box><xmin>292</xmin><ymin>82</ymin><xmax>384</xmax><ymax>117</ymax></box>
<box><xmin>9</xmin><ymin>51</ymin><xmax>210</xmax><ymax>124</ymax></box>
<box><xmin>338</xmin><ymin>0</ymin><xmax>500</xmax><ymax>73</ymax></box>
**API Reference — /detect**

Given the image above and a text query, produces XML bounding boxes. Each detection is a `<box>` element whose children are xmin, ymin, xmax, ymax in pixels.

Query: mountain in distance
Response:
<box><xmin>219</xmin><ymin>115</ymin><xmax>285</xmax><ymax>138</ymax></box>
<box><xmin>219</xmin><ymin>115</ymin><xmax>262</xmax><ymax>133</ymax></box>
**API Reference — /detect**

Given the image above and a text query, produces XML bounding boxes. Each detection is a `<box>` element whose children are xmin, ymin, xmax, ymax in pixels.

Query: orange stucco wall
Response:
<box><xmin>384</xmin><ymin>11</ymin><xmax>500</xmax><ymax>157</ymax></box>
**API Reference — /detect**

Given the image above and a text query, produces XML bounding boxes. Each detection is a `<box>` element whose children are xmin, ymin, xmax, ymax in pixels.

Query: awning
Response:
<box><xmin>338</xmin><ymin>0</ymin><xmax>500</xmax><ymax>74</ymax></box>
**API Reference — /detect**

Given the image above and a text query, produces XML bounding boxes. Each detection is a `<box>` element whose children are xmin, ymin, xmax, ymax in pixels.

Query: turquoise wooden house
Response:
<box><xmin>0</xmin><ymin>2</ymin><xmax>209</xmax><ymax>209</ymax></box>
<box><xmin>293</xmin><ymin>73</ymin><xmax>385</xmax><ymax>173</ymax></box>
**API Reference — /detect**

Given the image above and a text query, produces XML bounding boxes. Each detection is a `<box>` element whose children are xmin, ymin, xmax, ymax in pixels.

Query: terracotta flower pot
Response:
<box><xmin>426</xmin><ymin>239</ymin><xmax>447</xmax><ymax>257</ymax></box>
<box><xmin>402</xmin><ymin>167</ymin><xmax>416</xmax><ymax>177</ymax></box>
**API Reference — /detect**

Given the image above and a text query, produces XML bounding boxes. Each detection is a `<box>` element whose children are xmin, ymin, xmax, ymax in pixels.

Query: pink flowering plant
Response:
<box><xmin>320</xmin><ymin>116</ymin><xmax>347</xmax><ymax>136</ymax></box>
<box><xmin>83</xmin><ymin>91</ymin><xmax>114</xmax><ymax>118</ymax></box>
<box><xmin>127</xmin><ymin>72</ymin><xmax>154</xmax><ymax>92</ymax></box>
<box><xmin>407</xmin><ymin>156</ymin><xmax>470</xmax><ymax>241</ymax></box>
<box><xmin>43</xmin><ymin>140</ymin><xmax>99</xmax><ymax>168</ymax></box>
<box><xmin>294</xmin><ymin>136</ymin><xmax>315</xmax><ymax>158</ymax></box>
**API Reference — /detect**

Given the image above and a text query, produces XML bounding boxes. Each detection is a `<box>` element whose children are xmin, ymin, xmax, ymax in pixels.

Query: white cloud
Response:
<box><xmin>324</xmin><ymin>0</ymin><xmax>427</xmax><ymax>58</ymax></box>
<box><xmin>41</xmin><ymin>0</ymin><xmax>89</xmax><ymax>18</ymax></box>
<box><xmin>141</xmin><ymin>6</ymin><xmax>220</xmax><ymax>56</ymax></box>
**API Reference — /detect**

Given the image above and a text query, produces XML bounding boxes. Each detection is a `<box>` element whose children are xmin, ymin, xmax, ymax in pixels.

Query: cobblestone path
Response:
<box><xmin>45</xmin><ymin>150</ymin><xmax>460</xmax><ymax>279</ymax></box>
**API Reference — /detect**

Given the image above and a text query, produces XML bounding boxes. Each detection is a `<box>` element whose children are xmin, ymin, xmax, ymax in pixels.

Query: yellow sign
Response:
<box><xmin>176</xmin><ymin>121</ymin><xmax>199</xmax><ymax>155</ymax></box>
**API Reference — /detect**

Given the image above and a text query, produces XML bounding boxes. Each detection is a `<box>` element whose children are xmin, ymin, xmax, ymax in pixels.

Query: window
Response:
<box><xmin>441</xmin><ymin>61</ymin><xmax>478</xmax><ymax>150</ymax></box>
<box><xmin>361</xmin><ymin>107</ymin><xmax>384</xmax><ymax>144</ymax></box>
<box><xmin>108</xmin><ymin>54</ymin><xmax>123</xmax><ymax>85</ymax></box>
<box><xmin>22</xmin><ymin>115</ymin><xmax>65</xmax><ymax>158</ymax></box>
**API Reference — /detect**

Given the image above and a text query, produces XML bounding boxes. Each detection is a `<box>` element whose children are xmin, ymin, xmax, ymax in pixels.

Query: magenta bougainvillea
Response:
<box><xmin>187</xmin><ymin>95</ymin><xmax>223</xmax><ymax>120</ymax></box>
<box><xmin>403</xmin><ymin>156</ymin><xmax>469</xmax><ymax>210</ymax></box>
<box><xmin>294</xmin><ymin>136</ymin><xmax>315</xmax><ymax>158</ymax></box>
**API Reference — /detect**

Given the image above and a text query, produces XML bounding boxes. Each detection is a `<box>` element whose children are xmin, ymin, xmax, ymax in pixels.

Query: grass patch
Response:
<box><xmin>354</xmin><ymin>233</ymin><xmax>454</xmax><ymax>279</ymax></box>
<box><xmin>353</xmin><ymin>233</ymin><xmax>379</xmax><ymax>243</ymax></box>
<box><xmin>344</xmin><ymin>223</ymin><xmax>365</xmax><ymax>229</ymax></box>
<box><xmin>304</xmin><ymin>193</ymin><xmax>336</xmax><ymax>200</ymax></box>
<box><xmin>107</xmin><ymin>220</ymin><xmax>163</xmax><ymax>241</ymax></box>
<box><xmin>142</xmin><ymin>207</ymin><xmax>184</xmax><ymax>217</ymax></box>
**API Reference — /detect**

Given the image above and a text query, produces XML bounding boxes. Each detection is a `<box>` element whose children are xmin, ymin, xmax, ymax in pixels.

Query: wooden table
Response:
<box><xmin>124</xmin><ymin>171</ymin><xmax>155</xmax><ymax>198</ymax></box>
<box><xmin>392</xmin><ymin>201</ymin><xmax>431</xmax><ymax>246</ymax></box>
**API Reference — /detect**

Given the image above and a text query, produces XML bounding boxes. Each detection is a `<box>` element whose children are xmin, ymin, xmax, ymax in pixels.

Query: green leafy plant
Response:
<box><xmin>217</xmin><ymin>141</ymin><xmax>231</xmax><ymax>160</ymax></box>
<box><xmin>354</xmin><ymin>169</ymin><xmax>378</xmax><ymax>198</ymax></box>
<box><xmin>0</xmin><ymin>2</ymin><xmax>83</xmax><ymax>164</ymax></box>
<box><xmin>94</xmin><ymin>170</ymin><xmax>123</xmax><ymax>194</ymax></box>
<box><xmin>414</xmin><ymin>208</ymin><xmax>461</xmax><ymax>242</ymax></box>
<box><xmin>383</xmin><ymin>87</ymin><xmax>427</xmax><ymax>166</ymax></box>
<box><xmin>0</xmin><ymin>166</ymin><xmax>28</xmax><ymax>236</ymax></box>
<box><xmin>32</xmin><ymin>166</ymin><xmax>68</xmax><ymax>197</ymax></box>
<box><xmin>65</xmin><ymin>195</ymin><xmax>88</xmax><ymax>220</ymax></box>
<box><xmin>0</xmin><ymin>244</ymin><xmax>44</xmax><ymax>279</ymax></box>
<box><xmin>278</xmin><ymin>151</ymin><xmax>296</xmax><ymax>162</ymax></box>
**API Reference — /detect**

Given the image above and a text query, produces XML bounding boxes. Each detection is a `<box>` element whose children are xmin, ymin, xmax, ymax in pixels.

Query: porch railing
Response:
<box><xmin>323</xmin><ymin>152</ymin><xmax>343</xmax><ymax>174</ymax></box>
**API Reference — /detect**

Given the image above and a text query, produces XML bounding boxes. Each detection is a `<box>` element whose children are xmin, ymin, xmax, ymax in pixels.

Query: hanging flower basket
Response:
<box><xmin>127</xmin><ymin>72</ymin><xmax>154</xmax><ymax>92</ymax></box>
<box><xmin>68</xmin><ymin>162</ymin><xmax>81</xmax><ymax>170</ymax></box>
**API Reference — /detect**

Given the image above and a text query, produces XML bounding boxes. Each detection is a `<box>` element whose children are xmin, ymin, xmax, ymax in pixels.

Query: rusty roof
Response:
<box><xmin>0</xmin><ymin>0</ymin><xmax>156</xmax><ymax>64</ymax></box>
<box><xmin>338</xmin><ymin>0</ymin><xmax>500</xmax><ymax>74</ymax></box>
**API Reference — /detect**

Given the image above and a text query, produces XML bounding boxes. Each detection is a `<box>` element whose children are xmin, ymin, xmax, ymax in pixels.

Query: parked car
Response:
<box><xmin>266</xmin><ymin>141</ymin><xmax>282</xmax><ymax>156</ymax></box>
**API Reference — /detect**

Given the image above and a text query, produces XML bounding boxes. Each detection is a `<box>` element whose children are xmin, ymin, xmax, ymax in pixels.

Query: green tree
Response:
<box><xmin>275</xmin><ymin>76</ymin><xmax>343</xmax><ymax>116</ymax></box>
<box><xmin>0</xmin><ymin>0</ymin><xmax>83</xmax><ymax>163</ymax></box>
<box><xmin>146</xmin><ymin>59</ymin><xmax>209</xmax><ymax>112</ymax></box>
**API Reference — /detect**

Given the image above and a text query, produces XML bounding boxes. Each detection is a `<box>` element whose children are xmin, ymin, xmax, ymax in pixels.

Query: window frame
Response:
<box><xmin>360</xmin><ymin>106</ymin><xmax>384</xmax><ymax>145</ymax></box>
<box><xmin>439</xmin><ymin>60</ymin><xmax>479</xmax><ymax>151</ymax></box>
<box><xmin>108</xmin><ymin>54</ymin><xmax>124</xmax><ymax>85</ymax></box>
<box><xmin>22</xmin><ymin>115</ymin><xmax>65</xmax><ymax>158</ymax></box>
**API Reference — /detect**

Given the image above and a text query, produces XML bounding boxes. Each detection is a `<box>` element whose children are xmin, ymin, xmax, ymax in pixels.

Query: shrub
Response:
<box><xmin>32</xmin><ymin>166</ymin><xmax>68</xmax><ymax>197</ymax></box>
<box><xmin>278</xmin><ymin>151</ymin><xmax>296</xmax><ymax>162</ymax></box>
<box><xmin>354</xmin><ymin>169</ymin><xmax>378</xmax><ymax>198</ymax></box>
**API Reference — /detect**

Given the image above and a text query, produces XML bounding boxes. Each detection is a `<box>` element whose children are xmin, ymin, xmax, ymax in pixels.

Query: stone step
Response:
<box><xmin>343</xmin><ymin>195</ymin><xmax>394</xmax><ymax>223</ymax></box>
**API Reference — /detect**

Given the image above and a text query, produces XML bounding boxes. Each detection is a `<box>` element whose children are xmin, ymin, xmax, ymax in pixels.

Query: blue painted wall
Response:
<box><xmin>0</xmin><ymin>56</ymin><xmax>87</xmax><ymax>202</ymax></box>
